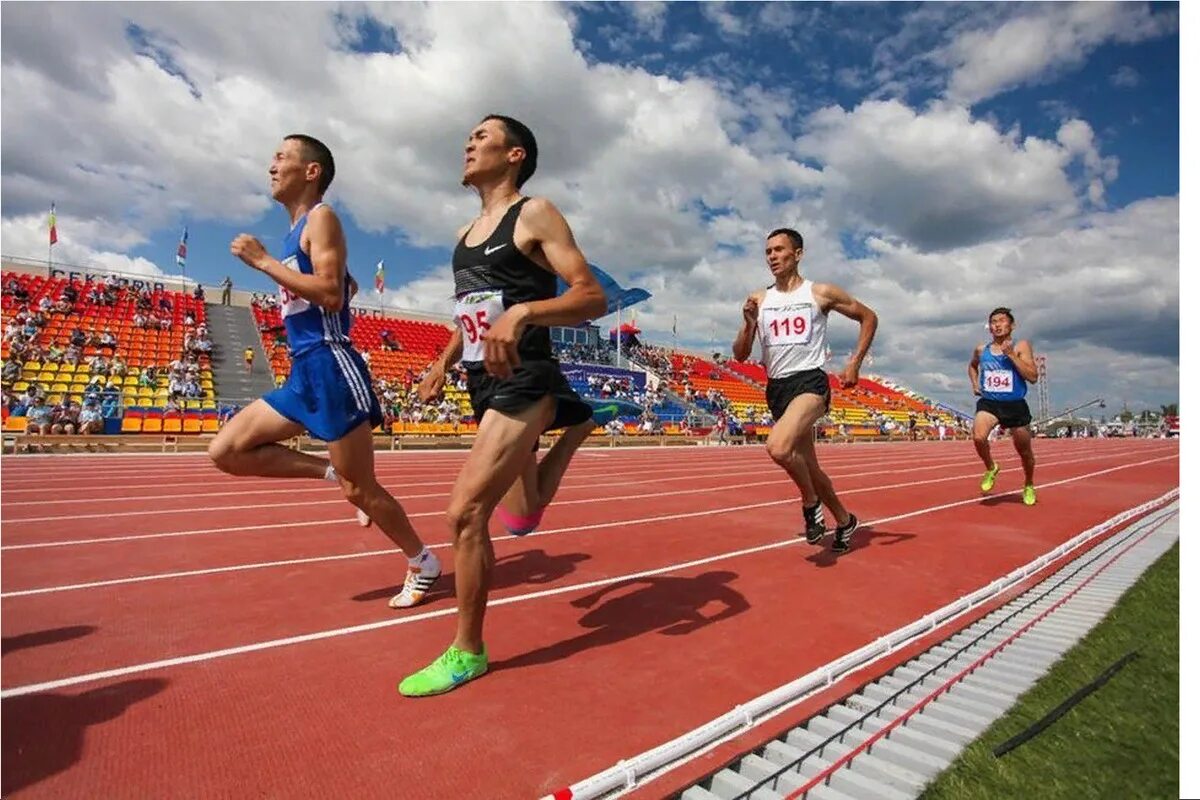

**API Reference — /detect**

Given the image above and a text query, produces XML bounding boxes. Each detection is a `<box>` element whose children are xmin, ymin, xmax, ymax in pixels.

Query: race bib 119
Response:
<box><xmin>761</xmin><ymin>304</ymin><xmax>813</xmax><ymax>346</ymax></box>
<box><xmin>983</xmin><ymin>369</ymin><xmax>1014</xmax><ymax>393</ymax></box>
<box><xmin>454</xmin><ymin>289</ymin><xmax>505</xmax><ymax>362</ymax></box>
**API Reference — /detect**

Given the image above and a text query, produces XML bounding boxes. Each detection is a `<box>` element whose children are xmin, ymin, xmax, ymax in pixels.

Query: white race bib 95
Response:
<box><xmin>983</xmin><ymin>369</ymin><xmax>1014</xmax><ymax>393</ymax></box>
<box><xmin>454</xmin><ymin>289</ymin><xmax>505</xmax><ymax>362</ymax></box>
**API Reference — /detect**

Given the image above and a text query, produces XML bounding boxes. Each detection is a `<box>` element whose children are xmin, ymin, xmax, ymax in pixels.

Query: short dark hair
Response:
<box><xmin>482</xmin><ymin>115</ymin><xmax>538</xmax><ymax>188</ymax></box>
<box><xmin>285</xmin><ymin>134</ymin><xmax>335</xmax><ymax>195</ymax></box>
<box><xmin>767</xmin><ymin>228</ymin><xmax>804</xmax><ymax>250</ymax></box>
<box><xmin>989</xmin><ymin>307</ymin><xmax>1014</xmax><ymax>323</ymax></box>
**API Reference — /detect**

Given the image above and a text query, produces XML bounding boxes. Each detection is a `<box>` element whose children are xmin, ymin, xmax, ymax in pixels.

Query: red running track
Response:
<box><xmin>0</xmin><ymin>439</ymin><xmax>1179</xmax><ymax>799</ymax></box>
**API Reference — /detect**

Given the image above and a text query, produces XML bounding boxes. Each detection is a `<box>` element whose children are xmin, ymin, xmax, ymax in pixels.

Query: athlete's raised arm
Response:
<box><xmin>231</xmin><ymin>205</ymin><xmax>347</xmax><ymax>312</ymax></box>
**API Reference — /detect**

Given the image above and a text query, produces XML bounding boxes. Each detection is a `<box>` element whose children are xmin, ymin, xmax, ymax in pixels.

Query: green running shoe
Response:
<box><xmin>1023</xmin><ymin>484</ymin><xmax>1037</xmax><ymax>506</ymax></box>
<box><xmin>399</xmin><ymin>644</ymin><xmax>488</xmax><ymax>697</ymax></box>
<box><xmin>980</xmin><ymin>463</ymin><xmax>1000</xmax><ymax>493</ymax></box>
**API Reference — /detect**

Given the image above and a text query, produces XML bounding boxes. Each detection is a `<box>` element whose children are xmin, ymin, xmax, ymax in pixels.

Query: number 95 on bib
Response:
<box><xmin>455</xmin><ymin>289</ymin><xmax>505</xmax><ymax>362</ymax></box>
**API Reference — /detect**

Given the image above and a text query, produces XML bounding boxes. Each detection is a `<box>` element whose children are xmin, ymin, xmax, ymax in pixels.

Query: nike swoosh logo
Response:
<box><xmin>484</xmin><ymin>244</ymin><xmax>507</xmax><ymax>256</ymax></box>
<box><xmin>450</xmin><ymin>670</ymin><xmax>471</xmax><ymax>684</ymax></box>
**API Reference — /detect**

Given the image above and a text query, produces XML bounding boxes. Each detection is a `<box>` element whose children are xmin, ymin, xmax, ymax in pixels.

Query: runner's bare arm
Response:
<box><xmin>1004</xmin><ymin>339</ymin><xmax>1039</xmax><ymax>383</ymax></box>
<box><xmin>230</xmin><ymin>206</ymin><xmax>346</xmax><ymax>312</ymax></box>
<box><xmin>481</xmin><ymin>198</ymin><xmax>606</xmax><ymax>378</ymax></box>
<box><xmin>732</xmin><ymin>289</ymin><xmax>765</xmax><ymax>362</ymax></box>
<box><xmin>510</xmin><ymin>197</ymin><xmax>607</xmax><ymax>326</ymax></box>
<box><xmin>968</xmin><ymin>345</ymin><xmax>983</xmax><ymax>395</ymax></box>
<box><xmin>818</xmin><ymin>283</ymin><xmax>878</xmax><ymax>386</ymax></box>
<box><xmin>418</xmin><ymin>328</ymin><xmax>463</xmax><ymax>402</ymax></box>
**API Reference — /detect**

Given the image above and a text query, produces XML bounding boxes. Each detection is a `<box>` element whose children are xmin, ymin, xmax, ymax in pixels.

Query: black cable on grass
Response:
<box><xmin>993</xmin><ymin>650</ymin><xmax>1140</xmax><ymax>758</ymax></box>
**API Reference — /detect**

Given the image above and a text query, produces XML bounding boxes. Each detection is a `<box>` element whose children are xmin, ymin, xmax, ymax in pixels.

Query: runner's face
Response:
<box><xmin>764</xmin><ymin>234</ymin><xmax>800</xmax><ymax>277</ymax></box>
<box><xmin>988</xmin><ymin>314</ymin><xmax>1013</xmax><ymax>339</ymax></box>
<box><xmin>462</xmin><ymin>119</ymin><xmax>517</xmax><ymax>187</ymax></box>
<box><xmin>269</xmin><ymin>139</ymin><xmax>311</xmax><ymax>202</ymax></box>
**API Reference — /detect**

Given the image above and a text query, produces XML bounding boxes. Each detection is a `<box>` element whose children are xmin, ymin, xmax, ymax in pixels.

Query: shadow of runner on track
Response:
<box><xmin>351</xmin><ymin>548</ymin><xmax>592</xmax><ymax>604</ymax></box>
<box><xmin>2</xmin><ymin>625</ymin><xmax>97</xmax><ymax>657</ymax></box>
<box><xmin>2</xmin><ymin>677</ymin><xmax>168</xmax><ymax>796</ymax></box>
<box><xmin>489</xmin><ymin>571</ymin><xmax>749</xmax><ymax>673</ymax></box>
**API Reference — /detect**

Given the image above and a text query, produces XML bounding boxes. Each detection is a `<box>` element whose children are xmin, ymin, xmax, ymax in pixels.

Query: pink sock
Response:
<box><xmin>497</xmin><ymin>506</ymin><xmax>544</xmax><ymax>536</ymax></box>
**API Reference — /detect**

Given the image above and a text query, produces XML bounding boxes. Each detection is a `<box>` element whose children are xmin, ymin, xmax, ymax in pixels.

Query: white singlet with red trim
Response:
<box><xmin>756</xmin><ymin>280</ymin><xmax>828</xmax><ymax>379</ymax></box>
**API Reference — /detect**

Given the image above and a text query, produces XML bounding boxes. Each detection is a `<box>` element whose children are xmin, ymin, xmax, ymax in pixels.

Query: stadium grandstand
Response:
<box><xmin>3</xmin><ymin>257</ymin><xmax>970</xmax><ymax>448</ymax></box>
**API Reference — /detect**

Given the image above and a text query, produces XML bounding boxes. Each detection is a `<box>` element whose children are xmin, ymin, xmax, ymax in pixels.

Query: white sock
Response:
<box><xmin>409</xmin><ymin>547</ymin><xmax>432</xmax><ymax>568</ymax></box>
<box><xmin>324</xmin><ymin>464</ymin><xmax>338</xmax><ymax>482</ymax></box>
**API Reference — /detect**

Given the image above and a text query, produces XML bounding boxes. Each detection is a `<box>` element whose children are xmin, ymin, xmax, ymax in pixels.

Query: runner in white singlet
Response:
<box><xmin>732</xmin><ymin>228</ymin><xmax>878</xmax><ymax>554</ymax></box>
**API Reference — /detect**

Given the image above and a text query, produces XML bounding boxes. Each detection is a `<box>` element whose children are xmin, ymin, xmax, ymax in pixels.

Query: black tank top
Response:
<box><xmin>451</xmin><ymin>197</ymin><xmax>555</xmax><ymax>363</ymax></box>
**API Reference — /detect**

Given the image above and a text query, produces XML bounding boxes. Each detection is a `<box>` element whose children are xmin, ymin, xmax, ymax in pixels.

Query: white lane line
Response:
<box><xmin>1</xmin><ymin>455</ymin><xmax>1176</xmax><ymax>599</ymax></box>
<box><xmin>0</xmin><ymin>450</ymin><xmax>1116</xmax><ymax>550</ymax></box>
<box><xmin>0</xmin><ymin>454</ymin><xmax>1176</xmax><ymax>698</ymax></box>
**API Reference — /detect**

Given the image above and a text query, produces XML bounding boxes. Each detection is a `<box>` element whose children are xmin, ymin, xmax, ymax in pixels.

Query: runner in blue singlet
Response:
<box><xmin>208</xmin><ymin>134</ymin><xmax>441</xmax><ymax>608</ymax></box>
<box><xmin>968</xmin><ymin>306</ymin><xmax>1040</xmax><ymax>505</ymax></box>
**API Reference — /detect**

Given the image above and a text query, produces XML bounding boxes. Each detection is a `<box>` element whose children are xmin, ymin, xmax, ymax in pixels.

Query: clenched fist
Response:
<box><xmin>231</xmin><ymin>234</ymin><xmax>270</xmax><ymax>271</ymax></box>
<box><xmin>742</xmin><ymin>295</ymin><xmax>759</xmax><ymax>327</ymax></box>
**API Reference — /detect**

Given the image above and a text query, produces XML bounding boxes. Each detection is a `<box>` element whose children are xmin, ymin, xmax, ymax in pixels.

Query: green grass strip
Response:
<box><xmin>921</xmin><ymin>542</ymin><xmax>1178</xmax><ymax>800</ymax></box>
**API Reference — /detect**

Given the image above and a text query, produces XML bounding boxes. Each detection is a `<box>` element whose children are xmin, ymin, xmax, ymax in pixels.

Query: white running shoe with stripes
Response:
<box><xmin>389</xmin><ymin>552</ymin><xmax>442</xmax><ymax>608</ymax></box>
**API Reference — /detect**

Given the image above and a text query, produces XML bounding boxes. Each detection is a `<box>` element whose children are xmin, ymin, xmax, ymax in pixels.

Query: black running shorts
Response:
<box><xmin>466</xmin><ymin>359</ymin><xmax>594</xmax><ymax>434</ymax></box>
<box><xmin>975</xmin><ymin>398</ymin><xmax>1032</xmax><ymax>430</ymax></box>
<box><xmin>766</xmin><ymin>368</ymin><xmax>831</xmax><ymax>422</ymax></box>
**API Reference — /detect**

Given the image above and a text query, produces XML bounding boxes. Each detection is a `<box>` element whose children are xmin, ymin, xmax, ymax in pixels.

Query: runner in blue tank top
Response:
<box><xmin>208</xmin><ymin>134</ymin><xmax>441</xmax><ymax>608</ymax></box>
<box><xmin>968</xmin><ymin>307</ymin><xmax>1040</xmax><ymax>505</ymax></box>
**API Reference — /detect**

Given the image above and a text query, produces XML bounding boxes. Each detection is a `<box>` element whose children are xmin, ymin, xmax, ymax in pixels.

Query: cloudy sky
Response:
<box><xmin>0</xmin><ymin>1</ymin><xmax>1180</xmax><ymax>413</ymax></box>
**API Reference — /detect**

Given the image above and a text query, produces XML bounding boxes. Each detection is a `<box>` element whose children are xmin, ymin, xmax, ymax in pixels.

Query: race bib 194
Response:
<box><xmin>279</xmin><ymin>256</ymin><xmax>310</xmax><ymax>319</ymax></box>
<box><xmin>761</xmin><ymin>304</ymin><xmax>813</xmax><ymax>346</ymax></box>
<box><xmin>454</xmin><ymin>289</ymin><xmax>505</xmax><ymax>362</ymax></box>
<box><xmin>983</xmin><ymin>369</ymin><xmax>1014</xmax><ymax>393</ymax></box>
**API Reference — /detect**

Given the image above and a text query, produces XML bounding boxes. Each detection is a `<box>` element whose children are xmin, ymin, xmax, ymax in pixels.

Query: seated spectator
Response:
<box><xmin>2</xmin><ymin>360</ymin><xmax>20</xmax><ymax>383</ymax></box>
<box><xmin>79</xmin><ymin>399</ymin><xmax>105</xmax><ymax>433</ymax></box>
<box><xmin>100</xmin><ymin>382</ymin><xmax>123</xmax><ymax>417</ymax></box>
<box><xmin>24</xmin><ymin>396</ymin><xmax>53</xmax><ymax>435</ymax></box>
<box><xmin>193</xmin><ymin>284</ymin><xmax>205</xmax><ymax>301</ymax></box>
<box><xmin>51</xmin><ymin>400</ymin><xmax>81</xmax><ymax>435</ymax></box>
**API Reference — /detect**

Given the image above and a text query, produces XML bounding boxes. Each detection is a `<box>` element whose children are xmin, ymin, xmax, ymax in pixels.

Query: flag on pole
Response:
<box><xmin>176</xmin><ymin>227</ymin><xmax>188</xmax><ymax>269</ymax></box>
<box><xmin>48</xmin><ymin>203</ymin><xmax>58</xmax><ymax>245</ymax></box>
<box><xmin>672</xmin><ymin>315</ymin><xmax>677</xmax><ymax>336</ymax></box>
<box><xmin>374</xmin><ymin>260</ymin><xmax>385</xmax><ymax>294</ymax></box>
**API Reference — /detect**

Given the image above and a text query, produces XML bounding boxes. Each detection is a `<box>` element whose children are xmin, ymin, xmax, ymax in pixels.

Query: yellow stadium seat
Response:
<box><xmin>202</xmin><ymin>418</ymin><xmax>220</xmax><ymax>432</ymax></box>
<box><xmin>121</xmin><ymin>417</ymin><xmax>143</xmax><ymax>433</ymax></box>
<box><xmin>183</xmin><ymin>418</ymin><xmax>201</xmax><ymax>433</ymax></box>
<box><xmin>4</xmin><ymin>416</ymin><xmax>28</xmax><ymax>433</ymax></box>
<box><xmin>142</xmin><ymin>416</ymin><xmax>163</xmax><ymax>433</ymax></box>
<box><xmin>163</xmin><ymin>417</ymin><xmax>182</xmax><ymax>433</ymax></box>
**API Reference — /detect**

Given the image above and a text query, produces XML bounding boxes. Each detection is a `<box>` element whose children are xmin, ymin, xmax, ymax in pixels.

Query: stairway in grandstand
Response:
<box><xmin>204</xmin><ymin>304</ymin><xmax>276</xmax><ymax>403</ymax></box>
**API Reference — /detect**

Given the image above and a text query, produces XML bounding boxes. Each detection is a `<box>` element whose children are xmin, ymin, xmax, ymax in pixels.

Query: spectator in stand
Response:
<box><xmin>221</xmin><ymin>276</ymin><xmax>233</xmax><ymax>305</ymax></box>
<box><xmin>79</xmin><ymin>400</ymin><xmax>105</xmax><ymax>433</ymax></box>
<box><xmin>193</xmin><ymin>283</ymin><xmax>206</xmax><ymax>301</ymax></box>
<box><xmin>24</xmin><ymin>396</ymin><xmax>53</xmax><ymax>435</ymax></box>
<box><xmin>50</xmin><ymin>400</ymin><xmax>81</xmax><ymax>435</ymax></box>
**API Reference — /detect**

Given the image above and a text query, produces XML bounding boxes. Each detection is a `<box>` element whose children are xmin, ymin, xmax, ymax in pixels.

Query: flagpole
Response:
<box><xmin>616</xmin><ymin>300</ymin><xmax>623</xmax><ymax>370</ymax></box>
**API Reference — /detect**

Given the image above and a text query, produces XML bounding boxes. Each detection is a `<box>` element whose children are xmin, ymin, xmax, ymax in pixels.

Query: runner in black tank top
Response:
<box><xmin>451</xmin><ymin>195</ymin><xmax>593</xmax><ymax>431</ymax></box>
<box><xmin>452</xmin><ymin>196</ymin><xmax>554</xmax><ymax>363</ymax></box>
<box><xmin>401</xmin><ymin>116</ymin><xmax>608</xmax><ymax>698</ymax></box>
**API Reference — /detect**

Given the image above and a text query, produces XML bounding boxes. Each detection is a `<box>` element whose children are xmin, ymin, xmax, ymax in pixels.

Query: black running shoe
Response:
<box><xmin>832</xmin><ymin>513</ymin><xmax>859</xmax><ymax>554</ymax></box>
<box><xmin>802</xmin><ymin>503</ymin><xmax>826</xmax><ymax>544</ymax></box>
